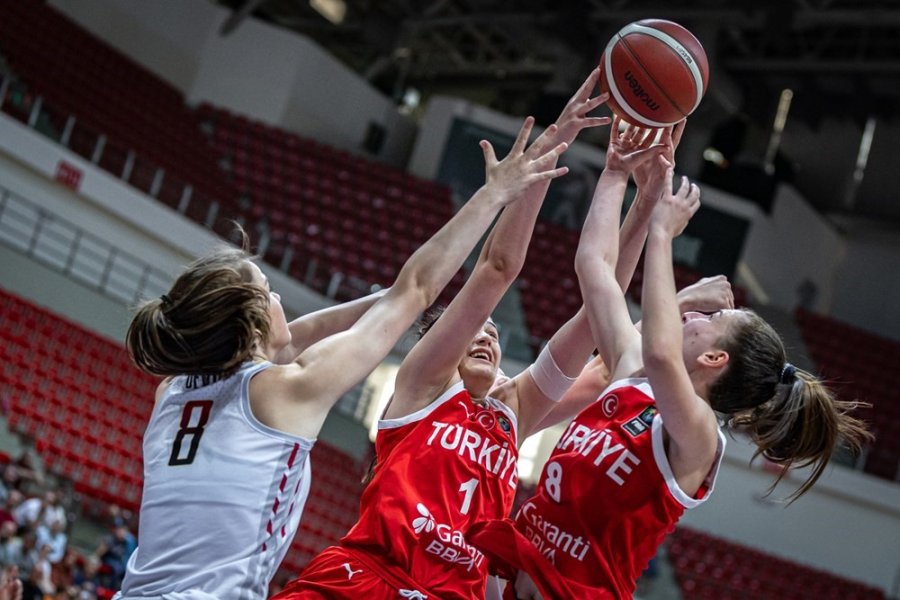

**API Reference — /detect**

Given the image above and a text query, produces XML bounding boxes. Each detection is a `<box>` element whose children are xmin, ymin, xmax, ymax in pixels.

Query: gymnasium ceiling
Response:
<box><xmin>210</xmin><ymin>0</ymin><xmax>900</xmax><ymax>230</ymax></box>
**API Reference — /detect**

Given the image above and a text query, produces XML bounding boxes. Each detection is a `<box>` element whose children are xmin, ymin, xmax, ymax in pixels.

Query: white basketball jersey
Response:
<box><xmin>116</xmin><ymin>361</ymin><xmax>314</xmax><ymax>600</ymax></box>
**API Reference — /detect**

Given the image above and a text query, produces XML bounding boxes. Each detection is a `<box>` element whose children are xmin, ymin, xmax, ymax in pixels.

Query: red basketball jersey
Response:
<box><xmin>341</xmin><ymin>381</ymin><xmax>520</xmax><ymax>599</ymax></box>
<box><xmin>513</xmin><ymin>378</ymin><xmax>725</xmax><ymax>599</ymax></box>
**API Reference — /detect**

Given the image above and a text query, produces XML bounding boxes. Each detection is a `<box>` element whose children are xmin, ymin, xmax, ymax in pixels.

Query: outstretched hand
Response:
<box><xmin>604</xmin><ymin>115</ymin><xmax>667</xmax><ymax>178</ymax></box>
<box><xmin>551</xmin><ymin>67</ymin><xmax>612</xmax><ymax>145</ymax></box>
<box><xmin>633</xmin><ymin>119</ymin><xmax>686</xmax><ymax>205</ymax></box>
<box><xmin>649</xmin><ymin>165</ymin><xmax>701</xmax><ymax>238</ymax></box>
<box><xmin>676</xmin><ymin>275</ymin><xmax>735</xmax><ymax>313</ymax></box>
<box><xmin>480</xmin><ymin>116</ymin><xmax>569</xmax><ymax>204</ymax></box>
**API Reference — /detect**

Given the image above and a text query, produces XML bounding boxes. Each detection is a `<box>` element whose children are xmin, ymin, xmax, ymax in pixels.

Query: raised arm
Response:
<box><xmin>531</xmin><ymin>273</ymin><xmax>733</xmax><ymax>432</ymax></box>
<box><xmin>271</xmin><ymin>287</ymin><xmax>388</xmax><ymax>364</ymax></box>
<box><xmin>575</xmin><ymin>118</ymin><xmax>665</xmax><ymax>380</ymax></box>
<box><xmin>513</xmin><ymin>121</ymin><xmax>684</xmax><ymax>436</ymax></box>
<box><xmin>260</xmin><ymin>116</ymin><xmax>570</xmax><ymax>438</ymax></box>
<box><xmin>641</xmin><ymin>167</ymin><xmax>719</xmax><ymax>471</ymax></box>
<box><xmin>390</xmin><ymin>72</ymin><xmax>611</xmax><ymax>418</ymax></box>
<box><xmin>617</xmin><ymin>121</ymin><xmax>685</xmax><ymax>286</ymax></box>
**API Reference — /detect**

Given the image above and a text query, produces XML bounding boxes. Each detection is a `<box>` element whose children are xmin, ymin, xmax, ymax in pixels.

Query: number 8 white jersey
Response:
<box><xmin>116</xmin><ymin>360</ymin><xmax>314</xmax><ymax>600</ymax></box>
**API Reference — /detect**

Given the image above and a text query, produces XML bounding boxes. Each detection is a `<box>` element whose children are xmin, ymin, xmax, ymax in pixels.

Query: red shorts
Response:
<box><xmin>271</xmin><ymin>546</ymin><xmax>430</xmax><ymax>600</ymax></box>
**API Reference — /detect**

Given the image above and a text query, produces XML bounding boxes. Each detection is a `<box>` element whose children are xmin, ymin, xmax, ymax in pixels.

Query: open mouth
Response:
<box><xmin>469</xmin><ymin>349</ymin><xmax>492</xmax><ymax>363</ymax></box>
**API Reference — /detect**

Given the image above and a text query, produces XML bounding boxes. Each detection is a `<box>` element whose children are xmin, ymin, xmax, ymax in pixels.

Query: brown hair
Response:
<box><xmin>126</xmin><ymin>233</ymin><xmax>270</xmax><ymax>378</ymax></box>
<box><xmin>709</xmin><ymin>309</ymin><xmax>872</xmax><ymax>502</ymax></box>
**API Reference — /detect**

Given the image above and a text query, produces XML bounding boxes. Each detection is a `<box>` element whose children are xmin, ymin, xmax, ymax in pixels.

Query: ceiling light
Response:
<box><xmin>310</xmin><ymin>0</ymin><xmax>346</xmax><ymax>24</ymax></box>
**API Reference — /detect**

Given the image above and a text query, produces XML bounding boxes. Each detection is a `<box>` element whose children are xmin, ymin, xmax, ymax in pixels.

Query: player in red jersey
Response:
<box><xmin>468</xmin><ymin>117</ymin><xmax>873</xmax><ymax>599</ymax></box>
<box><xmin>272</xmin><ymin>70</ymin><xmax>673</xmax><ymax>600</ymax></box>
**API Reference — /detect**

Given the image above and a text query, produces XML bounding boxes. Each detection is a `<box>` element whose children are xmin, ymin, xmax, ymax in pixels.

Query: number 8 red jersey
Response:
<box><xmin>340</xmin><ymin>380</ymin><xmax>519</xmax><ymax>599</ymax></box>
<box><xmin>471</xmin><ymin>378</ymin><xmax>726</xmax><ymax>600</ymax></box>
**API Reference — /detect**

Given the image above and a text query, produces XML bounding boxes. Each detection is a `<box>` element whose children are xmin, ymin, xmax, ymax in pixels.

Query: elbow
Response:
<box><xmin>480</xmin><ymin>254</ymin><xmax>521</xmax><ymax>285</ymax></box>
<box><xmin>575</xmin><ymin>246</ymin><xmax>614</xmax><ymax>281</ymax></box>
<box><xmin>393</xmin><ymin>269</ymin><xmax>441</xmax><ymax>312</ymax></box>
<box><xmin>574</xmin><ymin>246</ymin><xmax>592</xmax><ymax>281</ymax></box>
<box><xmin>575</xmin><ymin>256</ymin><xmax>614</xmax><ymax>295</ymax></box>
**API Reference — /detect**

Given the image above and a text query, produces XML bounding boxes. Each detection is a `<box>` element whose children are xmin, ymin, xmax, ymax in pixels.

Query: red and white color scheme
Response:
<box><xmin>599</xmin><ymin>19</ymin><xmax>710</xmax><ymax>127</ymax></box>
<box><xmin>471</xmin><ymin>378</ymin><xmax>725</xmax><ymax>600</ymax></box>
<box><xmin>115</xmin><ymin>361</ymin><xmax>314</xmax><ymax>600</ymax></box>
<box><xmin>288</xmin><ymin>381</ymin><xmax>519</xmax><ymax>599</ymax></box>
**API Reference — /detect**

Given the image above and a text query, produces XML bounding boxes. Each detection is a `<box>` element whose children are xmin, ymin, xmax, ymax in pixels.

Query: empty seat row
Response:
<box><xmin>669</xmin><ymin>527</ymin><xmax>885</xmax><ymax>600</ymax></box>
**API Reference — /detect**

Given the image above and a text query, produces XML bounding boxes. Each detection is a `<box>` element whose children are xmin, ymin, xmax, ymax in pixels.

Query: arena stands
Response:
<box><xmin>0</xmin><ymin>287</ymin><xmax>367</xmax><ymax>586</ymax></box>
<box><xmin>668</xmin><ymin>527</ymin><xmax>886</xmax><ymax>600</ymax></box>
<box><xmin>796</xmin><ymin>308</ymin><xmax>900</xmax><ymax>482</ymax></box>
<box><xmin>0</xmin><ymin>1</ymin><xmax>896</xmax><ymax>596</ymax></box>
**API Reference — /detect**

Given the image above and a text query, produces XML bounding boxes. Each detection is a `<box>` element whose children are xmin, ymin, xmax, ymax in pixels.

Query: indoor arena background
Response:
<box><xmin>0</xmin><ymin>1</ymin><xmax>898</xmax><ymax>598</ymax></box>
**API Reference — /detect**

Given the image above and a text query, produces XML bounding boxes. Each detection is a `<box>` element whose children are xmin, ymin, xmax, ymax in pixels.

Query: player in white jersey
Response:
<box><xmin>115</xmin><ymin>116</ymin><xmax>571</xmax><ymax>600</ymax></box>
<box><xmin>120</xmin><ymin>361</ymin><xmax>313</xmax><ymax>599</ymax></box>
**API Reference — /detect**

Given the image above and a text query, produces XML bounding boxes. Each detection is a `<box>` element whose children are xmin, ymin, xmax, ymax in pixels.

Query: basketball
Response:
<box><xmin>598</xmin><ymin>19</ymin><xmax>709</xmax><ymax>128</ymax></box>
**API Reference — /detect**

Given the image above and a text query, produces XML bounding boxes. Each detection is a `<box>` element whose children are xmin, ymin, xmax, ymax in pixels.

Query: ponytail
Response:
<box><xmin>126</xmin><ymin>233</ymin><xmax>270</xmax><ymax>378</ymax></box>
<box><xmin>710</xmin><ymin>310</ymin><xmax>872</xmax><ymax>502</ymax></box>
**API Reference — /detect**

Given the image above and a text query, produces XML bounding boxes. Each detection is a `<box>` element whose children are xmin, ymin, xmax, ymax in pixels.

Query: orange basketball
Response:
<box><xmin>599</xmin><ymin>19</ymin><xmax>709</xmax><ymax>128</ymax></box>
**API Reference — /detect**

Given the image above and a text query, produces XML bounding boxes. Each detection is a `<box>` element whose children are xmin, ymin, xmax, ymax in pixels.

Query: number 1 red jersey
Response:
<box><xmin>341</xmin><ymin>381</ymin><xmax>519</xmax><ymax>599</ymax></box>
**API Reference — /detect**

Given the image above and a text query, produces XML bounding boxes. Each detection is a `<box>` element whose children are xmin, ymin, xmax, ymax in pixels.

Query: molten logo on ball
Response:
<box><xmin>598</xmin><ymin>19</ymin><xmax>709</xmax><ymax>127</ymax></box>
<box><xmin>623</xmin><ymin>71</ymin><xmax>660</xmax><ymax>112</ymax></box>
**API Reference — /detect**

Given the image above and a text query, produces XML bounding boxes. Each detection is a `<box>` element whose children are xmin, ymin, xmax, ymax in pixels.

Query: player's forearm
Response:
<box><xmin>575</xmin><ymin>170</ymin><xmax>629</xmax><ymax>279</ymax></box>
<box><xmin>615</xmin><ymin>188</ymin><xmax>653</xmax><ymax>291</ymax></box>
<box><xmin>641</xmin><ymin>228</ymin><xmax>684</xmax><ymax>364</ymax></box>
<box><xmin>274</xmin><ymin>288</ymin><xmax>389</xmax><ymax>363</ymax></box>
<box><xmin>395</xmin><ymin>185</ymin><xmax>507</xmax><ymax>305</ymax></box>
<box><xmin>478</xmin><ymin>179</ymin><xmax>549</xmax><ymax>279</ymax></box>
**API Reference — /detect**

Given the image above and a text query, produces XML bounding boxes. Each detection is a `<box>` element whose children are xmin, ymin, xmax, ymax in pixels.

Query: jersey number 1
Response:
<box><xmin>168</xmin><ymin>400</ymin><xmax>213</xmax><ymax>466</ymax></box>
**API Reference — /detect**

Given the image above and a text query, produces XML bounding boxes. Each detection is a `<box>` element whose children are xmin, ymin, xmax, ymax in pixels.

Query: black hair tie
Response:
<box><xmin>160</xmin><ymin>294</ymin><xmax>173</xmax><ymax>307</ymax></box>
<box><xmin>780</xmin><ymin>363</ymin><xmax>797</xmax><ymax>384</ymax></box>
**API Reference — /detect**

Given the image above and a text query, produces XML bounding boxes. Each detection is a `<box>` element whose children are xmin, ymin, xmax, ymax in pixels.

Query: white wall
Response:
<box><xmin>0</xmin><ymin>112</ymin><xmax>328</xmax><ymax>329</ymax></box>
<box><xmin>831</xmin><ymin>225</ymin><xmax>900</xmax><ymax>338</ymax></box>
<box><xmin>48</xmin><ymin>0</ymin><xmax>216</xmax><ymax>94</ymax></box>
<box><xmin>742</xmin><ymin>184</ymin><xmax>846</xmax><ymax>314</ymax></box>
<box><xmin>48</xmin><ymin>0</ymin><xmax>416</xmax><ymax>166</ymax></box>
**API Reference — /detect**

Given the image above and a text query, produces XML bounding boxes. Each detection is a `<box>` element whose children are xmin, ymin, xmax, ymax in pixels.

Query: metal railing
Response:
<box><xmin>0</xmin><ymin>185</ymin><xmax>170</xmax><ymax>305</ymax></box>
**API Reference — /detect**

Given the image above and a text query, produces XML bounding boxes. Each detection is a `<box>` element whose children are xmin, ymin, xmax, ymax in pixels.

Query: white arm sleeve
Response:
<box><xmin>527</xmin><ymin>344</ymin><xmax>578</xmax><ymax>402</ymax></box>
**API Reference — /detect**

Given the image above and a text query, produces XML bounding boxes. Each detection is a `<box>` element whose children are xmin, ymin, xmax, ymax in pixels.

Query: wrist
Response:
<box><xmin>474</xmin><ymin>183</ymin><xmax>507</xmax><ymax>210</ymax></box>
<box><xmin>647</xmin><ymin>223</ymin><xmax>674</xmax><ymax>241</ymax></box>
<box><xmin>600</xmin><ymin>165</ymin><xmax>631</xmax><ymax>179</ymax></box>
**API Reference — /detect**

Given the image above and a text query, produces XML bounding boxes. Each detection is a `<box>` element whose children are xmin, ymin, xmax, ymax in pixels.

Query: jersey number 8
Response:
<box><xmin>169</xmin><ymin>400</ymin><xmax>213</xmax><ymax>466</ymax></box>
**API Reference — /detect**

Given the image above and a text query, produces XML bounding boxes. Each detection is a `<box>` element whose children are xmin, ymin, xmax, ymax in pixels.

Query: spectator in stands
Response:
<box><xmin>0</xmin><ymin>491</ymin><xmax>19</xmax><ymax>530</ymax></box>
<box><xmin>0</xmin><ymin>522</ymin><xmax>21</xmax><ymax>568</ymax></box>
<box><xmin>26</xmin><ymin>544</ymin><xmax>52</xmax><ymax>598</ymax></box>
<box><xmin>38</xmin><ymin>491</ymin><xmax>65</xmax><ymax>530</ymax></box>
<box><xmin>272</xmin><ymin>68</ymin><xmax>632</xmax><ymax>600</ymax></box>
<box><xmin>11</xmin><ymin>532</ymin><xmax>34</xmax><ymax>580</ymax></box>
<box><xmin>102</xmin><ymin>504</ymin><xmax>133</xmax><ymax>532</ymax></box>
<box><xmin>467</xmin><ymin>117</ymin><xmax>874</xmax><ymax>599</ymax></box>
<box><xmin>95</xmin><ymin>525</ymin><xmax>136</xmax><ymax>589</ymax></box>
<box><xmin>0</xmin><ymin>468</ymin><xmax>21</xmax><ymax>501</ymax></box>
<box><xmin>66</xmin><ymin>552</ymin><xmax>105</xmax><ymax>599</ymax></box>
<box><xmin>116</xmin><ymin>115</ymin><xmax>570</xmax><ymax>600</ymax></box>
<box><xmin>11</xmin><ymin>440</ymin><xmax>44</xmax><ymax>490</ymax></box>
<box><xmin>34</xmin><ymin>520</ymin><xmax>66</xmax><ymax>564</ymax></box>
<box><xmin>13</xmin><ymin>491</ymin><xmax>64</xmax><ymax>531</ymax></box>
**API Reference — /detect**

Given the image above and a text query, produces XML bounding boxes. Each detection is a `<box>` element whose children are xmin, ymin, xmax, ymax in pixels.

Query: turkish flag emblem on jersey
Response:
<box><xmin>602</xmin><ymin>394</ymin><xmax>619</xmax><ymax>418</ymax></box>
